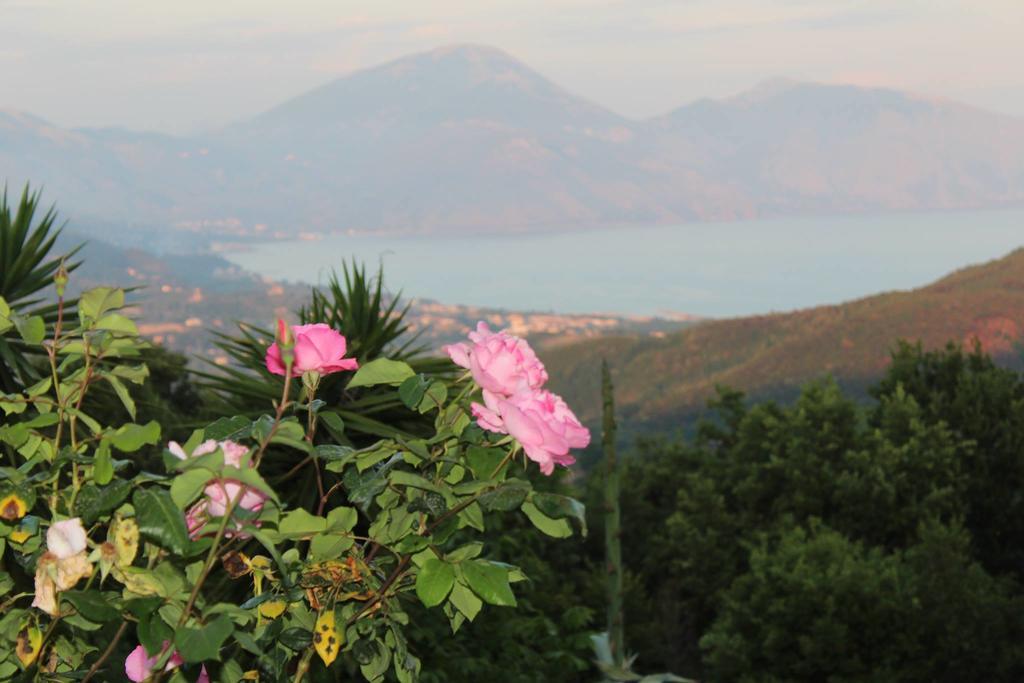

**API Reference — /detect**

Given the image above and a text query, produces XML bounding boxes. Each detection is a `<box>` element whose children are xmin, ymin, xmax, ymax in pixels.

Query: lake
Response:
<box><xmin>222</xmin><ymin>209</ymin><xmax>1024</xmax><ymax>318</ymax></box>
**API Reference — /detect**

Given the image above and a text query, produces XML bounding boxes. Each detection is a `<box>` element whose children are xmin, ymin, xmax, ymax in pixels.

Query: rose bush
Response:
<box><xmin>0</xmin><ymin>273</ymin><xmax>590</xmax><ymax>681</ymax></box>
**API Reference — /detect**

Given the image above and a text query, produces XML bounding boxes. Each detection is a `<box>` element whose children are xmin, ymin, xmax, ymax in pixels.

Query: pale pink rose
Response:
<box><xmin>32</xmin><ymin>520</ymin><xmax>94</xmax><ymax>615</ymax></box>
<box><xmin>472</xmin><ymin>389</ymin><xmax>590</xmax><ymax>475</ymax></box>
<box><xmin>204</xmin><ymin>480</ymin><xmax>268</xmax><ymax>517</ymax></box>
<box><xmin>186</xmin><ymin>481</ymin><xmax>267</xmax><ymax>540</ymax></box>
<box><xmin>168</xmin><ymin>439</ymin><xmax>248</xmax><ymax>467</ymax></box>
<box><xmin>32</xmin><ymin>551</ymin><xmax>92</xmax><ymax>615</ymax></box>
<box><xmin>125</xmin><ymin>642</ymin><xmax>205</xmax><ymax>682</ymax></box>
<box><xmin>445</xmin><ymin>322</ymin><xmax>548</xmax><ymax>398</ymax></box>
<box><xmin>168</xmin><ymin>439</ymin><xmax>264</xmax><ymax>539</ymax></box>
<box><xmin>47</xmin><ymin>518</ymin><xmax>88</xmax><ymax>559</ymax></box>
<box><xmin>185</xmin><ymin>502</ymin><xmax>208</xmax><ymax>539</ymax></box>
<box><xmin>219</xmin><ymin>440</ymin><xmax>250</xmax><ymax>467</ymax></box>
<box><xmin>265</xmin><ymin>323</ymin><xmax>359</xmax><ymax>377</ymax></box>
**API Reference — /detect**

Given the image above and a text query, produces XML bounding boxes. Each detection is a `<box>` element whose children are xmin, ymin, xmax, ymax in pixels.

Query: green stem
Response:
<box><xmin>602</xmin><ymin>360</ymin><xmax>625</xmax><ymax>667</ymax></box>
<box><xmin>293</xmin><ymin>647</ymin><xmax>314</xmax><ymax>683</ymax></box>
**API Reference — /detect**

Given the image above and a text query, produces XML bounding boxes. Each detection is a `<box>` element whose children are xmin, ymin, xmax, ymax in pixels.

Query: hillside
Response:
<box><xmin>3</xmin><ymin>45</ymin><xmax>1024</xmax><ymax>238</ymax></box>
<box><xmin>544</xmin><ymin>248</ymin><xmax>1024</xmax><ymax>430</ymax></box>
<box><xmin>66</xmin><ymin>236</ymin><xmax>693</xmax><ymax>365</ymax></box>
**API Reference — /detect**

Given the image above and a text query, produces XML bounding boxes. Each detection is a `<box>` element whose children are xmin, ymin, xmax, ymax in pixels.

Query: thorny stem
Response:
<box><xmin>303</xmin><ymin>381</ymin><xmax>327</xmax><ymax>513</ymax></box>
<box><xmin>254</xmin><ymin>363</ymin><xmax>294</xmax><ymax>467</ymax></box>
<box><xmin>69</xmin><ymin>346</ymin><xmax>96</xmax><ymax>501</ymax></box>
<box><xmin>488</xmin><ymin>444</ymin><xmax>519</xmax><ymax>479</ymax></box>
<box><xmin>347</xmin><ymin>555</ymin><xmax>411</xmax><ymax>626</ymax></box>
<box><xmin>179</xmin><ymin>493</ymin><xmax>243</xmax><ymax>626</ymax></box>
<box><xmin>46</xmin><ymin>291</ymin><xmax>66</xmax><ymax>513</ymax></box>
<box><xmin>82</xmin><ymin>621</ymin><xmax>129</xmax><ymax>682</ymax></box>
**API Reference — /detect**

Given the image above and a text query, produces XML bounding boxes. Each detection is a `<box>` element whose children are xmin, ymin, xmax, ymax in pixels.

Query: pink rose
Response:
<box><xmin>445</xmin><ymin>322</ymin><xmax>548</xmax><ymax>399</ymax></box>
<box><xmin>265</xmin><ymin>323</ymin><xmax>359</xmax><ymax>377</ymax></box>
<box><xmin>125</xmin><ymin>642</ymin><xmax>208</xmax><ymax>682</ymax></box>
<box><xmin>472</xmin><ymin>389</ymin><xmax>591</xmax><ymax>475</ymax></box>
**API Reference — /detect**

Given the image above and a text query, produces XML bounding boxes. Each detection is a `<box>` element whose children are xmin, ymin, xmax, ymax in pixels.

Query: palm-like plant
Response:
<box><xmin>195</xmin><ymin>261</ymin><xmax>452</xmax><ymax>444</ymax></box>
<box><xmin>0</xmin><ymin>185</ymin><xmax>81</xmax><ymax>392</ymax></box>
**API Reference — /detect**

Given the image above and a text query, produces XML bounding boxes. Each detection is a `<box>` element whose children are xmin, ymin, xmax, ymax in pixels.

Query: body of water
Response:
<box><xmin>223</xmin><ymin>209</ymin><xmax>1024</xmax><ymax>318</ymax></box>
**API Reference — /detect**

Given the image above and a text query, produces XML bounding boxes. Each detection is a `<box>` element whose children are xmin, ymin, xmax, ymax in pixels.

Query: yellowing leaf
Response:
<box><xmin>0</xmin><ymin>492</ymin><xmax>28</xmax><ymax>521</ymax></box>
<box><xmin>258</xmin><ymin>600</ymin><xmax>287</xmax><ymax>619</ymax></box>
<box><xmin>112</xmin><ymin>517</ymin><xmax>139</xmax><ymax>566</ymax></box>
<box><xmin>16</xmin><ymin>622</ymin><xmax>42</xmax><ymax>667</ymax></box>
<box><xmin>313</xmin><ymin>609</ymin><xmax>342</xmax><ymax>666</ymax></box>
<box><xmin>9</xmin><ymin>527</ymin><xmax>32</xmax><ymax>544</ymax></box>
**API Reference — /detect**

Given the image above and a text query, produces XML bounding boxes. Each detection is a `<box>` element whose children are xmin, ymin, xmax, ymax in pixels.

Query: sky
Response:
<box><xmin>1</xmin><ymin>0</ymin><xmax>1022</xmax><ymax>135</ymax></box>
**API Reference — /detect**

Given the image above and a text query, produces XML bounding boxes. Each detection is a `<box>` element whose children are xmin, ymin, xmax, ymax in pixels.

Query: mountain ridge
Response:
<box><xmin>542</xmin><ymin>247</ymin><xmax>1024</xmax><ymax>431</ymax></box>
<box><xmin>3</xmin><ymin>44</ymin><xmax>1024</xmax><ymax>237</ymax></box>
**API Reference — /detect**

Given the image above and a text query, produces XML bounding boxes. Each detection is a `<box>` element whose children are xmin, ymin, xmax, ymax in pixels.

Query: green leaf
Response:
<box><xmin>279</xmin><ymin>627</ymin><xmax>312</xmax><ymax>651</ymax></box>
<box><xmin>461</xmin><ymin>560</ymin><xmax>517</xmax><ymax>607</ymax></box>
<box><xmin>326</xmin><ymin>506</ymin><xmax>358</xmax><ymax>532</ymax></box>
<box><xmin>398</xmin><ymin>375</ymin><xmax>429</xmax><ymax>409</ymax></box>
<box><xmin>466</xmin><ymin>446</ymin><xmax>509</xmax><ymax>481</ymax></box>
<box><xmin>111</xmin><ymin>421</ymin><xmax>161</xmax><ymax>452</ymax></box>
<box><xmin>76</xmin><ymin>480</ymin><xmax>132</xmax><ymax>524</ymax></box>
<box><xmin>359</xmin><ymin>639</ymin><xmax>391</xmax><ymax>681</ymax></box>
<box><xmin>449</xmin><ymin>581</ymin><xmax>483</xmax><ymax>621</ymax></box>
<box><xmin>13</xmin><ymin>314</ymin><xmax>45</xmax><ymax>345</ymax></box>
<box><xmin>104</xmin><ymin>374</ymin><xmax>136</xmax><ymax>420</ymax></box>
<box><xmin>521</xmin><ymin>499</ymin><xmax>572</xmax><ymax>538</ymax></box>
<box><xmin>310</xmin><ymin>533</ymin><xmax>355</xmax><ymax>561</ymax></box>
<box><xmin>319</xmin><ymin>412</ymin><xmax>346</xmax><ymax>440</ymax></box>
<box><xmin>174</xmin><ymin>615</ymin><xmax>234</xmax><ymax>663</ymax></box>
<box><xmin>79</xmin><ymin>287</ymin><xmax>125</xmax><ymax>324</ymax></box>
<box><xmin>390</xmin><ymin>470</ymin><xmax>444</xmax><ymax>494</ymax></box>
<box><xmin>170</xmin><ymin>469</ymin><xmax>213</xmax><ymax>509</ymax></box>
<box><xmin>111</xmin><ymin>364</ymin><xmax>149</xmax><ymax>384</ymax></box>
<box><xmin>277</xmin><ymin>509</ymin><xmax>327</xmax><ymax>539</ymax></box>
<box><xmin>459</xmin><ymin>501</ymin><xmax>485</xmax><ymax>532</ymax></box>
<box><xmin>124</xmin><ymin>596</ymin><xmax>164</xmax><ymax>619</ymax></box>
<box><xmin>445</xmin><ymin>543</ymin><xmax>484</xmax><ymax>563</ymax></box>
<box><xmin>478</xmin><ymin>481</ymin><xmax>532</xmax><ymax>512</ymax></box>
<box><xmin>416</xmin><ymin>559</ymin><xmax>455</xmax><ymax>608</ymax></box>
<box><xmin>62</xmin><ymin>590</ymin><xmax>120</xmax><ymax>622</ymax></box>
<box><xmin>25</xmin><ymin>376</ymin><xmax>51</xmax><ymax>397</ymax></box>
<box><xmin>347</xmin><ymin>358</ymin><xmax>415</xmax><ymax>389</ymax></box>
<box><xmin>418</xmin><ymin>381</ymin><xmax>448</xmax><ymax>414</ymax></box>
<box><xmin>93</xmin><ymin>443</ymin><xmax>114</xmax><ymax>485</ymax></box>
<box><xmin>203</xmin><ymin>416</ymin><xmax>252</xmax><ymax>441</ymax></box>
<box><xmin>94</xmin><ymin>312</ymin><xmax>138</xmax><ymax>335</ymax></box>
<box><xmin>133</xmin><ymin>488</ymin><xmax>191</xmax><ymax>555</ymax></box>
<box><xmin>531</xmin><ymin>492</ymin><xmax>587</xmax><ymax>536</ymax></box>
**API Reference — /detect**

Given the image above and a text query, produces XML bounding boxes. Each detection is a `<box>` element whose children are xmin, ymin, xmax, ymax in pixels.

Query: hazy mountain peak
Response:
<box><xmin>729</xmin><ymin>77</ymin><xmax>803</xmax><ymax>104</ymax></box>
<box><xmin>237</xmin><ymin>42</ymin><xmax>624</xmax><ymax>134</ymax></box>
<box><xmin>3</xmin><ymin>44</ymin><xmax>1024</xmax><ymax>237</ymax></box>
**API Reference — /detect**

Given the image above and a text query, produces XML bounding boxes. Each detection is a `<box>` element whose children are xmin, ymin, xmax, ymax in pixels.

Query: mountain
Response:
<box><xmin>543</xmin><ymin>248</ymin><xmax>1024</xmax><ymax>430</ymax></box>
<box><xmin>3</xmin><ymin>45</ymin><xmax>1024</xmax><ymax>237</ymax></box>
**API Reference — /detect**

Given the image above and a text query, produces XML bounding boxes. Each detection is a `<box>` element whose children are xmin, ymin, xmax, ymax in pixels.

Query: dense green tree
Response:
<box><xmin>610</xmin><ymin>345</ymin><xmax>1024</xmax><ymax>681</ymax></box>
<box><xmin>872</xmin><ymin>341</ymin><xmax>1024</xmax><ymax>578</ymax></box>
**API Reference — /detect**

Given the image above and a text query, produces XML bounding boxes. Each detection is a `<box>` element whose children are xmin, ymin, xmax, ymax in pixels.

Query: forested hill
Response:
<box><xmin>544</xmin><ymin>247</ymin><xmax>1024</xmax><ymax>430</ymax></box>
